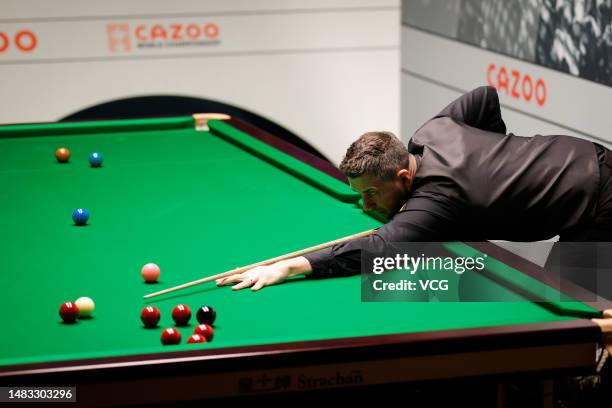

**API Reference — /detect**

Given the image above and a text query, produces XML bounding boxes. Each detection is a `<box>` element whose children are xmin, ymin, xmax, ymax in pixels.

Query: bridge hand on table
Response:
<box><xmin>216</xmin><ymin>256</ymin><xmax>312</xmax><ymax>291</ymax></box>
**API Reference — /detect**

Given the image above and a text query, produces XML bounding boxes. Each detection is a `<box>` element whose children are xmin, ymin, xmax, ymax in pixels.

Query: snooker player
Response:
<box><xmin>217</xmin><ymin>86</ymin><xmax>612</xmax><ymax>294</ymax></box>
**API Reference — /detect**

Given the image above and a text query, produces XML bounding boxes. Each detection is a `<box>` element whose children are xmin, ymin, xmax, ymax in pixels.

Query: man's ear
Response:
<box><xmin>396</xmin><ymin>168</ymin><xmax>414</xmax><ymax>189</ymax></box>
<box><xmin>396</xmin><ymin>169</ymin><xmax>410</xmax><ymax>178</ymax></box>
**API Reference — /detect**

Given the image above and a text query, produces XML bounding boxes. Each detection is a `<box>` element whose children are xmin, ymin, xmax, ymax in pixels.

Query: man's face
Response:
<box><xmin>348</xmin><ymin>173</ymin><xmax>410</xmax><ymax>220</ymax></box>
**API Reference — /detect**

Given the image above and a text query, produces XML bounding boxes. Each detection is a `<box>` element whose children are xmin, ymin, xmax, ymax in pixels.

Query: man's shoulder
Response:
<box><xmin>408</xmin><ymin>117</ymin><xmax>474</xmax><ymax>153</ymax></box>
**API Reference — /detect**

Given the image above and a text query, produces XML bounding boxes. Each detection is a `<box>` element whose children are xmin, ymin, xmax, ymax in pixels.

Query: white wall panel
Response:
<box><xmin>0</xmin><ymin>1</ymin><xmax>400</xmax><ymax>164</ymax></box>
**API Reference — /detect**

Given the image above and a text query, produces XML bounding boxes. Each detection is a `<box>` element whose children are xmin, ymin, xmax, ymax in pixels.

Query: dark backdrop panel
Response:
<box><xmin>61</xmin><ymin>95</ymin><xmax>330</xmax><ymax>162</ymax></box>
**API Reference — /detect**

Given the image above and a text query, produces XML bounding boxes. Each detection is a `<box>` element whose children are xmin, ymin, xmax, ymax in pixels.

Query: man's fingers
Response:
<box><xmin>251</xmin><ymin>279</ymin><xmax>266</xmax><ymax>291</ymax></box>
<box><xmin>217</xmin><ymin>274</ymin><xmax>244</xmax><ymax>286</ymax></box>
<box><xmin>218</xmin><ymin>267</ymin><xmax>267</xmax><ymax>290</ymax></box>
<box><xmin>232</xmin><ymin>277</ymin><xmax>256</xmax><ymax>291</ymax></box>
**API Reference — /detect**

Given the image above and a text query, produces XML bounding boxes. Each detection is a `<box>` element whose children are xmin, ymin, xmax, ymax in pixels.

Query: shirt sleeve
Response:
<box><xmin>434</xmin><ymin>86</ymin><xmax>507</xmax><ymax>134</ymax></box>
<box><xmin>303</xmin><ymin>197</ymin><xmax>460</xmax><ymax>278</ymax></box>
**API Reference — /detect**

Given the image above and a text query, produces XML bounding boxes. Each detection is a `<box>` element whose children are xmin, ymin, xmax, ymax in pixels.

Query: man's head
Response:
<box><xmin>339</xmin><ymin>131</ymin><xmax>416</xmax><ymax>220</ymax></box>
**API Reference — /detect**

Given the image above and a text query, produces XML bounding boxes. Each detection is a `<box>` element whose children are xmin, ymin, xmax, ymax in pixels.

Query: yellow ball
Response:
<box><xmin>75</xmin><ymin>296</ymin><xmax>95</xmax><ymax>317</ymax></box>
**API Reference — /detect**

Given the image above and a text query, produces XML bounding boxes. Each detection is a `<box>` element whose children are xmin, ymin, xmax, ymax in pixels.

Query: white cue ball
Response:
<box><xmin>75</xmin><ymin>296</ymin><xmax>95</xmax><ymax>317</ymax></box>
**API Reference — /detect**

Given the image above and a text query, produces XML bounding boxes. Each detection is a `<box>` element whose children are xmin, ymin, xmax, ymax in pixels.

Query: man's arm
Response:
<box><xmin>435</xmin><ymin>86</ymin><xmax>507</xmax><ymax>134</ymax></box>
<box><xmin>217</xmin><ymin>197</ymin><xmax>460</xmax><ymax>289</ymax></box>
<box><xmin>217</xmin><ymin>213</ymin><xmax>441</xmax><ymax>290</ymax></box>
<box><xmin>216</xmin><ymin>207</ymin><xmax>453</xmax><ymax>289</ymax></box>
<box><xmin>304</xmin><ymin>203</ymin><xmax>455</xmax><ymax>278</ymax></box>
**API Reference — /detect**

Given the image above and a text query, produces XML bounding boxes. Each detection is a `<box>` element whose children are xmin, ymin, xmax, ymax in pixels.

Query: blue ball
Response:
<box><xmin>72</xmin><ymin>208</ymin><xmax>89</xmax><ymax>225</ymax></box>
<box><xmin>88</xmin><ymin>152</ymin><xmax>103</xmax><ymax>167</ymax></box>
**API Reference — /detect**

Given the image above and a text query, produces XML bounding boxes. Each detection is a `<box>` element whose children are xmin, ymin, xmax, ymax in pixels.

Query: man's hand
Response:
<box><xmin>216</xmin><ymin>256</ymin><xmax>312</xmax><ymax>291</ymax></box>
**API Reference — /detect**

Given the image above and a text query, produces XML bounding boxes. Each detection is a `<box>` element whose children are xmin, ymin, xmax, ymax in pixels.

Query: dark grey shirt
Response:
<box><xmin>304</xmin><ymin>86</ymin><xmax>601</xmax><ymax>278</ymax></box>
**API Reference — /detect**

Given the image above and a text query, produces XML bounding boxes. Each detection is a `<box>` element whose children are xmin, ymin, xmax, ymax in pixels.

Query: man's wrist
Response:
<box><xmin>281</xmin><ymin>257</ymin><xmax>313</xmax><ymax>277</ymax></box>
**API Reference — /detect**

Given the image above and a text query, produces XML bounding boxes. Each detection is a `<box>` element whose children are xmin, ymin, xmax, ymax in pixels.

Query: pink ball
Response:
<box><xmin>141</xmin><ymin>263</ymin><xmax>160</xmax><ymax>283</ymax></box>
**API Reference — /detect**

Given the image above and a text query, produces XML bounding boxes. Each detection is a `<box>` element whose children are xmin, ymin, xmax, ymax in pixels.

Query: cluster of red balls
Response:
<box><xmin>140</xmin><ymin>304</ymin><xmax>215</xmax><ymax>345</ymax></box>
<box><xmin>160</xmin><ymin>325</ymin><xmax>214</xmax><ymax>345</ymax></box>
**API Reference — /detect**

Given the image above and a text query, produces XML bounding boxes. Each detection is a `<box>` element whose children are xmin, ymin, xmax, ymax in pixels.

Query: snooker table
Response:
<box><xmin>1</xmin><ymin>114</ymin><xmax>611</xmax><ymax>406</ymax></box>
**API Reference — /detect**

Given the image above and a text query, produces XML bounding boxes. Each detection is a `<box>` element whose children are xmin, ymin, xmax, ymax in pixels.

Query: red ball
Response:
<box><xmin>161</xmin><ymin>328</ymin><xmax>181</xmax><ymax>345</ymax></box>
<box><xmin>140</xmin><ymin>306</ymin><xmax>161</xmax><ymax>328</ymax></box>
<box><xmin>193</xmin><ymin>324</ymin><xmax>214</xmax><ymax>341</ymax></box>
<box><xmin>55</xmin><ymin>147</ymin><xmax>70</xmax><ymax>163</ymax></box>
<box><xmin>59</xmin><ymin>302</ymin><xmax>79</xmax><ymax>323</ymax></box>
<box><xmin>187</xmin><ymin>334</ymin><xmax>207</xmax><ymax>344</ymax></box>
<box><xmin>172</xmin><ymin>304</ymin><xmax>191</xmax><ymax>326</ymax></box>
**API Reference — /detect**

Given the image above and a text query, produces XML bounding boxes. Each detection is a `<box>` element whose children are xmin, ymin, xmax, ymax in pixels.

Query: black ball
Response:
<box><xmin>196</xmin><ymin>305</ymin><xmax>216</xmax><ymax>325</ymax></box>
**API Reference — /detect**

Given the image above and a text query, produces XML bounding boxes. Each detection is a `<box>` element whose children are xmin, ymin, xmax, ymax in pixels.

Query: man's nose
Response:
<box><xmin>362</xmin><ymin>195</ymin><xmax>374</xmax><ymax>210</ymax></box>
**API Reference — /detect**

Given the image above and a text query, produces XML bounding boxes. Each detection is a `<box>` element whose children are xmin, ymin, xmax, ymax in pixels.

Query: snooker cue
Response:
<box><xmin>143</xmin><ymin>228</ymin><xmax>377</xmax><ymax>299</ymax></box>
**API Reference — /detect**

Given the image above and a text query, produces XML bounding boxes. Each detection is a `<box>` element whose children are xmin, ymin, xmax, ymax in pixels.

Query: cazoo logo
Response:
<box><xmin>487</xmin><ymin>63</ymin><xmax>547</xmax><ymax>106</ymax></box>
<box><xmin>0</xmin><ymin>29</ymin><xmax>37</xmax><ymax>53</ymax></box>
<box><xmin>107</xmin><ymin>22</ymin><xmax>220</xmax><ymax>52</ymax></box>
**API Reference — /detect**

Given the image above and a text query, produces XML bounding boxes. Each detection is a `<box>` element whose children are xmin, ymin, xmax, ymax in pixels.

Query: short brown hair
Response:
<box><xmin>339</xmin><ymin>131</ymin><xmax>409</xmax><ymax>180</ymax></box>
